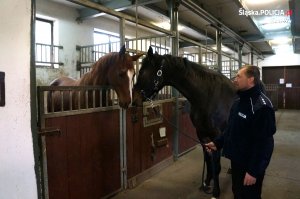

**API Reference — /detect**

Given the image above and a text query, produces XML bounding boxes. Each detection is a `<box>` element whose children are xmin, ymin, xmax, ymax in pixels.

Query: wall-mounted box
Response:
<box><xmin>0</xmin><ymin>72</ymin><xmax>5</xmax><ymax>106</ymax></box>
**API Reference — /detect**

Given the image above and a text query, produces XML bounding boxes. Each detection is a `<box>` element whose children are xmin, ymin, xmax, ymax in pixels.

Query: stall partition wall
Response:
<box><xmin>262</xmin><ymin>66</ymin><xmax>300</xmax><ymax>109</ymax></box>
<box><xmin>38</xmin><ymin>85</ymin><xmax>197</xmax><ymax>198</ymax></box>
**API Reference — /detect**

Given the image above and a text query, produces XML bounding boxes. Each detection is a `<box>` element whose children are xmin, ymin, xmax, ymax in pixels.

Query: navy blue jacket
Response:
<box><xmin>214</xmin><ymin>85</ymin><xmax>276</xmax><ymax>177</ymax></box>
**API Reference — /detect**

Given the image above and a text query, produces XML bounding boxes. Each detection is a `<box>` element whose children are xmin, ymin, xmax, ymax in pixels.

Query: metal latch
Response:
<box><xmin>38</xmin><ymin>127</ymin><xmax>61</xmax><ymax>136</ymax></box>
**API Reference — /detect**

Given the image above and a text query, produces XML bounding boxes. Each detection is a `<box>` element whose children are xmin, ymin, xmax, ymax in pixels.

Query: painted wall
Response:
<box><xmin>0</xmin><ymin>1</ymin><xmax>38</xmax><ymax>199</ymax></box>
<box><xmin>36</xmin><ymin>0</ymin><xmax>155</xmax><ymax>85</ymax></box>
<box><xmin>36</xmin><ymin>0</ymin><xmax>93</xmax><ymax>84</ymax></box>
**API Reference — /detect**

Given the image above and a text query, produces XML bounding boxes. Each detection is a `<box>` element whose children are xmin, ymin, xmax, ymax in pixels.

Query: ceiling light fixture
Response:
<box><xmin>212</xmin><ymin>45</ymin><xmax>230</xmax><ymax>52</ymax></box>
<box><xmin>270</xmin><ymin>36</ymin><xmax>291</xmax><ymax>45</ymax></box>
<box><xmin>273</xmin><ymin>44</ymin><xmax>293</xmax><ymax>54</ymax></box>
<box><xmin>153</xmin><ymin>21</ymin><xmax>184</xmax><ymax>31</ymax></box>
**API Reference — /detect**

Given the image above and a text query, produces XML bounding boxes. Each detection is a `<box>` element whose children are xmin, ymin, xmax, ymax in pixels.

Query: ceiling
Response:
<box><xmin>57</xmin><ymin>0</ymin><xmax>300</xmax><ymax>57</ymax></box>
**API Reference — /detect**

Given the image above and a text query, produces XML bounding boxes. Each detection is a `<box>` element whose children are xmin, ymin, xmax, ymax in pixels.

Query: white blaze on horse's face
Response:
<box><xmin>127</xmin><ymin>69</ymin><xmax>135</xmax><ymax>101</ymax></box>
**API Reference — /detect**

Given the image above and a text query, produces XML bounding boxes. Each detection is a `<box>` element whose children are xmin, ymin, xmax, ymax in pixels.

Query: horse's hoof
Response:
<box><xmin>199</xmin><ymin>182</ymin><xmax>208</xmax><ymax>190</ymax></box>
<box><xmin>199</xmin><ymin>183</ymin><xmax>212</xmax><ymax>194</ymax></box>
<box><xmin>212</xmin><ymin>188</ymin><xmax>220</xmax><ymax>198</ymax></box>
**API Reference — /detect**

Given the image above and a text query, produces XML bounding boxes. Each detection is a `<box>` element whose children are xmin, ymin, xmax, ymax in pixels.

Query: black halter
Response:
<box><xmin>152</xmin><ymin>64</ymin><xmax>164</xmax><ymax>92</ymax></box>
<box><xmin>140</xmin><ymin>56</ymin><xmax>165</xmax><ymax>100</ymax></box>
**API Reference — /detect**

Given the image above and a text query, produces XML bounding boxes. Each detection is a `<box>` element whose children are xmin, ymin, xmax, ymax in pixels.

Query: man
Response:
<box><xmin>206</xmin><ymin>65</ymin><xmax>276</xmax><ymax>199</ymax></box>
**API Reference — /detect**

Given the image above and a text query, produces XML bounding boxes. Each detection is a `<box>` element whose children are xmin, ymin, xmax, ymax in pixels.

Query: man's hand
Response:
<box><xmin>205</xmin><ymin>142</ymin><xmax>217</xmax><ymax>152</ymax></box>
<box><xmin>243</xmin><ymin>172</ymin><xmax>256</xmax><ymax>186</ymax></box>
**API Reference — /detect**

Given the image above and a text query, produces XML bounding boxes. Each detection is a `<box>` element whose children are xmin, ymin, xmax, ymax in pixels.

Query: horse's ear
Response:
<box><xmin>119</xmin><ymin>44</ymin><xmax>126</xmax><ymax>56</ymax></box>
<box><xmin>131</xmin><ymin>53</ymin><xmax>144</xmax><ymax>61</ymax></box>
<box><xmin>147</xmin><ymin>46</ymin><xmax>153</xmax><ymax>56</ymax></box>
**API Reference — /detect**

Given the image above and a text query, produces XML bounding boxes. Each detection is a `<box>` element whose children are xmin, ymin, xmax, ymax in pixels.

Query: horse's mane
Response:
<box><xmin>91</xmin><ymin>52</ymin><xmax>119</xmax><ymax>74</ymax></box>
<box><xmin>165</xmin><ymin>55</ymin><xmax>230</xmax><ymax>84</ymax></box>
<box><xmin>79</xmin><ymin>52</ymin><xmax>126</xmax><ymax>86</ymax></box>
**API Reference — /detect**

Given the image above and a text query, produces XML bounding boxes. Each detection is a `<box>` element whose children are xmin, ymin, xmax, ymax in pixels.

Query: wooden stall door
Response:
<box><xmin>284</xmin><ymin>66</ymin><xmax>300</xmax><ymax>109</ymax></box>
<box><xmin>262</xmin><ymin>66</ymin><xmax>300</xmax><ymax>109</ymax></box>
<box><xmin>262</xmin><ymin>67</ymin><xmax>284</xmax><ymax>109</ymax></box>
<box><xmin>125</xmin><ymin>100</ymin><xmax>199</xmax><ymax>187</ymax></box>
<box><xmin>140</xmin><ymin>102</ymin><xmax>174</xmax><ymax>171</ymax></box>
<box><xmin>125</xmin><ymin>106</ymin><xmax>143</xmax><ymax>180</ymax></box>
<box><xmin>126</xmin><ymin>101</ymin><xmax>174</xmax><ymax>186</ymax></box>
<box><xmin>42</xmin><ymin>110</ymin><xmax>121</xmax><ymax>199</ymax></box>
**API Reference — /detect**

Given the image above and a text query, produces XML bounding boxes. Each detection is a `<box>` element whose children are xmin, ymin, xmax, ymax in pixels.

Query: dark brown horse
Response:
<box><xmin>49</xmin><ymin>45</ymin><xmax>143</xmax><ymax>111</ymax></box>
<box><xmin>133</xmin><ymin>46</ymin><xmax>237</xmax><ymax>198</ymax></box>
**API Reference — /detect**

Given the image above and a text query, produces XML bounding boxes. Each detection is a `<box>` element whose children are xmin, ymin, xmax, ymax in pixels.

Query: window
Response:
<box><xmin>35</xmin><ymin>17</ymin><xmax>62</xmax><ymax>68</ymax></box>
<box><xmin>94</xmin><ymin>28</ymin><xmax>120</xmax><ymax>45</ymax></box>
<box><xmin>36</xmin><ymin>18</ymin><xmax>53</xmax><ymax>45</ymax></box>
<box><xmin>93</xmin><ymin>29</ymin><xmax>120</xmax><ymax>59</ymax></box>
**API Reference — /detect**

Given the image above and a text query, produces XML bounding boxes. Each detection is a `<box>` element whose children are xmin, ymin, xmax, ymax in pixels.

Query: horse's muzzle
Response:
<box><xmin>119</xmin><ymin>101</ymin><xmax>130</xmax><ymax>109</ymax></box>
<box><xmin>132</xmin><ymin>89</ymin><xmax>143</xmax><ymax>107</ymax></box>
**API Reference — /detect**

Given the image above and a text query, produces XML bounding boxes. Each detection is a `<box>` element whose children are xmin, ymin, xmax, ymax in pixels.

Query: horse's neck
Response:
<box><xmin>168</xmin><ymin>65</ymin><xmax>236</xmax><ymax>109</ymax></box>
<box><xmin>172</xmin><ymin>83</ymin><xmax>198</xmax><ymax>104</ymax></box>
<box><xmin>79</xmin><ymin>68</ymin><xmax>108</xmax><ymax>86</ymax></box>
<box><xmin>167</xmin><ymin>69</ymin><xmax>205</xmax><ymax>104</ymax></box>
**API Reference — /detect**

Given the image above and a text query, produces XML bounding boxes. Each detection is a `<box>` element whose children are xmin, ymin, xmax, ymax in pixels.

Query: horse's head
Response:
<box><xmin>106</xmin><ymin>45</ymin><xmax>143</xmax><ymax>109</ymax></box>
<box><xmin>133</xmin><ymin>46</ymin><xmax>166</xmax><ymax>106</ymax></box>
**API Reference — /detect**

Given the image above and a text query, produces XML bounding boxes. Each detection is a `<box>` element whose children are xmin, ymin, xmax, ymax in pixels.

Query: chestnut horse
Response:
<box><xmin>133</xmin><ymin>46</ymin><xmax>237</xmax><ymax>199</ymax></box>
<box><xmin>49</xmin><ymin>45</ymin><xmax>143</xmax><ymax>111</ymax></box>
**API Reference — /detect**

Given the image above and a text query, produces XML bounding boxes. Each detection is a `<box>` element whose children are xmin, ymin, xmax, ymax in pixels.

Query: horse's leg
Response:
<box><xmin>192</xmin><ymin>111</ymin><xmax>221</xmax><ymax>198</ymax></box>
<box><xmin>203</xmin><ymin>148</ymin><xmax>213</xmax><ymax>187</ymax></box>
<box><xmin>211</xmin><ymin>150</ymin><xmax>221</xmax><ymax>199</ymax></box>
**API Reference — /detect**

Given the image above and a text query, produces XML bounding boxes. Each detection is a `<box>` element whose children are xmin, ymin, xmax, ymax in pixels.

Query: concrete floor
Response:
<box><xmin>112</xmin><ymin>110</ymin><xmax>300</xmax><ymax>199</ymax></box>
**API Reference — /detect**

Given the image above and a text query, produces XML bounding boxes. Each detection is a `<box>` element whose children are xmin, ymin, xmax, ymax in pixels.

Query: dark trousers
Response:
<box><xmin>231</xmin><ymin>161</ymin><xmax>265</xmax><ymax>199</ymax></box>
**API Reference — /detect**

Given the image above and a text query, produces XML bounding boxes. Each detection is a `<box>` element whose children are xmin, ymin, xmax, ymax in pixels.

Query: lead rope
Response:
<box><xmin>142</xmin><ymin>95</ymin><xmax>215</xmax><ymax>195</ymax></box>
<box><xmin>144</xmin><ymin>95</ymin><xmax>202</xmax><ymax>144</ymax></box>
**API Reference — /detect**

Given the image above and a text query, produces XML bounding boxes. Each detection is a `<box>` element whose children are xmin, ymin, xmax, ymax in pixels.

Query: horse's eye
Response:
<box><xmin>119</xmin><ymin>68</ymin><xmax>127</xmax><ymax>77</ymax></box>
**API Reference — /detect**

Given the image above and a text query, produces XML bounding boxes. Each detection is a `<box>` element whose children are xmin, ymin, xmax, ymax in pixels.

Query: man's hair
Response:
<box><xmin>243</xmin><ymin>65</ymin><xmax>260</xmax><ymax>85</ymax></box>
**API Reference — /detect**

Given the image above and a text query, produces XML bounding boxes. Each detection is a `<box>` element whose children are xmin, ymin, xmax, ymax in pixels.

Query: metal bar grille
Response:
<box><xmin>35</xmin><ymin>43</ymin><xmax>63</xmax><ymax>68</ymax></box>
<box><xmin>77</xmin><ymin>41</ymin><xmax>120</xmax><ymax>76</ymax></box>
<box><xmin>38</xmin><ymin>86</ymin><xmax>119</xmax><ymax>117</ymax></box>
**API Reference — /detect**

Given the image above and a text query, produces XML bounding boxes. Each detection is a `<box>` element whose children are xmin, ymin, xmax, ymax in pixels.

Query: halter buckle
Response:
<box><xmin>157</xmin><ymin>69</ymin><xmax>162</xmax><ymax>77</ymax></box>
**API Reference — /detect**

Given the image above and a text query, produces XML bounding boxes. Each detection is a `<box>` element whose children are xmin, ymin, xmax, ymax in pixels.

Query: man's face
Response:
<box><xmin>234</xmin><ymin>67</ymin><xmax>254</xmax><ymax>91</ymax></box>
